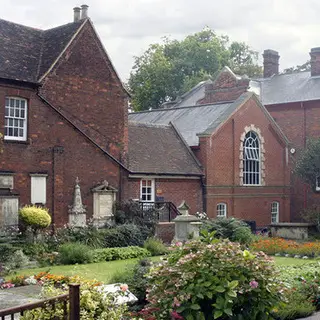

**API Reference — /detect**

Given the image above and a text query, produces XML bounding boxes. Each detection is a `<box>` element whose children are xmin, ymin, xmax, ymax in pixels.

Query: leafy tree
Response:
<box><xmin>129</xmin><ymin>28</ymin><xmax>262</xmax><ymax>111</ymax></box>
<box><xmin>229</xmin><ymin>42</ymin><xmax>262</xmax><ymax>78</ymax></box>
<box><xmin>295</xmin><ymin>138</ymin><xmax>320</xmax><ymax>191</ymax></box>
<box><xmin>283</xmin><ymin>60</ymin><xmax>311</xmax><ymax>74</ymax></box>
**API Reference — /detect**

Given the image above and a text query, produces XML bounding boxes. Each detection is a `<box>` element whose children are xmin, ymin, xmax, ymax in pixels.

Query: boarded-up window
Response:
<box><xmin>0</xmin><ymin>198</ymin><xmax>19</xmax><ymax>230</ymax></box>
<box><xmin>31</xmin><ymin>175</ymin><xmax>47</xmax><ymax>204</ymax></box>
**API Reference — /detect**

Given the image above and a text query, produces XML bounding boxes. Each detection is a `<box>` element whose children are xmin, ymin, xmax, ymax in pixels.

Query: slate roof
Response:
<box><xmin>0</xmin><ymin>18</ymin><xmax>84</xmax><ymax>83</ymax></box>
<box><xmin>128</xmin><ymin>122</ymin><xmax>202</xmax><ymax>175</ymax></box>
<box><xmin>129</xmin><ymin>100</ymin><xmax>236</xmax><ymax>146</ymax></box>
<box><xmin>256</xmin><ymin>71</ymin><xmax>320</xmax><ymax>105</ymax></box>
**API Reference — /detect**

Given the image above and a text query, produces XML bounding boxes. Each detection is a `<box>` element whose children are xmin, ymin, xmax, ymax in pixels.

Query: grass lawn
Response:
<box><xmin>13</xmin><ymin>256</ymin><xmax>161</xmax><ymax>283</ymax></box>
<box><xmin>274</xmin><ymin>256</ymin><xmax>316</xmax><ymax>266</ymax></box>
<box><xmin>12</xmin><ymin>256</ymin><xmax>315</xmax><ymax>284</ymax></box>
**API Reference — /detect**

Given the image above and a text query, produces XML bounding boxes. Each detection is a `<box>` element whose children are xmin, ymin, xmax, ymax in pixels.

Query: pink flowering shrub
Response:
<box><xmin>142</xmin><ymin>239</ymin><xmax>284</xmax><ymax>320</ymax></box>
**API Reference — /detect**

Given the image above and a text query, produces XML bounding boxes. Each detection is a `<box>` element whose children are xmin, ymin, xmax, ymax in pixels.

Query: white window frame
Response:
<box><xmin>271</xmin><ymin>201</ymin><xmax>279</xmax><ymax>223</ymax></box>
<box><xmin>140</xmin><ymin>178</ymin><xmax>155</xmax><ymax>202</ymax></box>
<box><xmin>316</xmin><ymin>176</ymin><xmax>320</xmax><ymax>192</ymax></box>
<box><xmin>4</xmin><ymin>97</ymin><xmax>27</xmax><ymax>141</ymax></box>
<box><xmin>30</xmin><ymin>174</ymin><xmax>47</xmax><ymax>205</ymax></box>
<box><xmin>217</xmin><ymin>203</ymin><xmax>227</xmax><ymax>218</ymax></box>
<box><xmin>243</xmin><ymin>131</ymin><xmax>261</xmax><ymax>186</ymax></box>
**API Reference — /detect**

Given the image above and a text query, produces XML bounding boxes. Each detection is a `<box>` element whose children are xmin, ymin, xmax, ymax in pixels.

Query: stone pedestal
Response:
<box><xmin>69</xmin><ymin>213</ymin><xmax>86</xmax><ymax>227</ymax></box>
<box><xmin>173</xmin><ymin>201</ymin><xmax>202</xmax><ymax>242</ymax></box>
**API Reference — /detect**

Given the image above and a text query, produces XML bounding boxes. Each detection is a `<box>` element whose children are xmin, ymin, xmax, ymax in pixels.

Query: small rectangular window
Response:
<box><xmin>4</xmin><ymin>97</ymin><xmax>27</xmax><ymax>141</ymax></box>
<box><xmin>31</xmin><ymin>175</ymin><xmax>47</xmax><ymax>205</ymax></box>
<box><xmin>140</xmin><ymin>179</ymin><xmax>155</xmax><ymax>202</ymax></box>
<box><xmin>217</xmin><ymin>203</ymin><xmax>227</xmax><ymax>218</ymax></box>
<box><xmin>271</xmin><ymin>201</ymin><xmax>279</xmax><ymax>223</ymax></box>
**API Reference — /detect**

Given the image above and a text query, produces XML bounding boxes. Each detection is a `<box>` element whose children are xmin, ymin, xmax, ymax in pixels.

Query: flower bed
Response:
<box><xmin>0</xmin><ymin>272</ymin><xmax>102</xmax><ymax>290</ymax></box>
<box><xmin>251</xmin><ymin>237</ymin><xmax>320</xmax><ymax>257</ymax></box>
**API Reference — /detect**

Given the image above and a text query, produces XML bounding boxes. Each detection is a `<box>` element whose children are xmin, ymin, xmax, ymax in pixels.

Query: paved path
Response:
<box><xmin>0</xmin><ymin>285</ymin><xmax>41</xmax><ymax>310</ymax></box>
<box><xmin>298</xmin><ymin>312</ymin><xmax>320</xmax><ymax>320</ymax></box>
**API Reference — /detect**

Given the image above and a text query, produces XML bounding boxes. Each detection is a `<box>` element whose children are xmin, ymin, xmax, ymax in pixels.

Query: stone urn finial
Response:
<box><xmin>178</xmin><ymin>200</ymin><xmax>190</xmax><ymax>216</ymax></box>
<box><xmin>174</xmin><ymin>200</ymin><xmax>202</xmax><ymax>242</ymax></box>
<box><xmin>69</xmin><ymin>177</ymin><xmax>86</xmax><ymax>215</ymax></box>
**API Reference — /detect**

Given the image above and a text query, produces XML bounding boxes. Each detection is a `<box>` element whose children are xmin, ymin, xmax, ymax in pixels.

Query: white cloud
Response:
<box><xmin>2</xmin><ymin>0</ymin><xmax>320</xmax><ymax>81</ymax></box>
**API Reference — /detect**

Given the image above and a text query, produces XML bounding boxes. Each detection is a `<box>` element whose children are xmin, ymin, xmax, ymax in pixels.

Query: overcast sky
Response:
<box><xmin>2</xmin><ymin>0</ymin><xmax>319</xmax><ymax>82</ymax></box>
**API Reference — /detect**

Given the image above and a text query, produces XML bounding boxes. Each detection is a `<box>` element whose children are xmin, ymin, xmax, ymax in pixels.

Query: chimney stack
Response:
<box><xmin>310</xmin><ymin>47</ymin><xmax>320</xmax><ymax>77</ymax></box>
<box><xmin>81</xmin><ymin>4</ymin><xmax>89</xmax><ymax>19</ymax></box>
<box><xmin>263</xmin><ymin>49</ymin><xmax>280</xmax><ymax>78</ymax></box>
<box><xmin>73</xmin><ymin>7</ymin><xmax>81</xmax><ymax>22</ymax></box>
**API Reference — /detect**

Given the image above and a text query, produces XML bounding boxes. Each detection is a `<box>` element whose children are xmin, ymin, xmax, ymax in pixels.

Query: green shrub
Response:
<box><xmin>92</xmin><ymin>246</ymin><xmax>151</xmax><ymax>262</ymax></box>
<box><xmin>102</xmin><ymin>224</ymin><xmax>150</xmax><ymax>248</ymax></box>
<box><xmin>277</xmin><ymin>263</ymin><xmax>320</xmax><ymax>310</ymax></box>
<box><xmin>19</xmin><ymin>205</ymin><xmax>51</xmax><ymax>229</ymax></box>
<box><xmin>0</xmin><ymin>243</ymin><xmax>20</xmax><ymax>263</ymax></box>
<box><xmin>114</xmin><ymin>200</ymin><xmax>158</xmax><ymax>228</ymax></box>
<box><xmin>273</xmin><ymin>292</ymin><xmax>315</xmax><ymax>320</ymax></box>
<box><xmin>201</xmin><ymin>217</ymin><xmax>254</xmax><ymax>244</ymax></box>
<box><xmin>21</xmin><ymin>243</ymin><xmax>49</xmax><ymax>257</ymax></box>
<box><xmin>110</xmin><ymin>258</ymin><xmax>153</xmax><ymax>311</ymax></box>
<box><xmin>58</xmin><ymin>243</ymin><xmax>93</xmax><ymax>265</ymax></box>
<box><xmin>142</xmin><ymin>239</ymin><xmax>284</xmax><ymax>319</ymax></box>
<box><xmin>143</xmin><ymin>237</ymin><xmax>168</xmax><ymax>256</ymax></box>
<box><xmin>6</xmin><ymin>250</ymin><xmax>30</xmax><ymax>269</ymax></box>
<box><xmin>20</xmin><ymin>280</ymin><xmax>127</xmax><ymax>320</ymax></box>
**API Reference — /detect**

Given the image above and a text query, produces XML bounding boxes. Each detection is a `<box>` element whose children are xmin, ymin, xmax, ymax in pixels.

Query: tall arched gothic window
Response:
<box><xmin>243</xmin><ymin>131</ymin><xmax>260</xmax><ymax>185</ymax></box>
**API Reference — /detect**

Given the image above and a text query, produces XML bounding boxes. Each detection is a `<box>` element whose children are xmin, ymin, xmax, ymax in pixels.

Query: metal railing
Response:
<box><xmin>0</xmin><ymin>284</ymin><xmax>80</xmax><ymax>320</ymax></box>
<box><xmin>138</xmin><ymin>201</ymin><xmax>179</xmax><ymax>222</ymax></box>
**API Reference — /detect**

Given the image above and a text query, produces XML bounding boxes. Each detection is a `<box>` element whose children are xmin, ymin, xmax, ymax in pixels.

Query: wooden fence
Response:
<box><xmin>0</xmin><ymin>284</ymin><xmax>80</xmax><ymax>320</ymax></box>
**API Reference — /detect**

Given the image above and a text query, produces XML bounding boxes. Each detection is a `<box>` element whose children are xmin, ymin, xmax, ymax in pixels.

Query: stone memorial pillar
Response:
<box><xmin>68</xmin><ymin>177</ymin><xmax>87</xmax><ymax>227</ymax></box>
<box><xmin>173</xmin><ymin>201</ymin><xmax>202</xmax><ymax>242</ymax></box>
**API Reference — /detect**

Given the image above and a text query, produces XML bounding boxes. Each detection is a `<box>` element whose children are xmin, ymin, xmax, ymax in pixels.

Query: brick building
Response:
<box><xmin>164</xmin><ymin>49</ymin><xmax>320</xmax><ymax>223</ymax></box>
<box><xmin>130</xmin><ymin>84</ymin><xmax>291</xmax><ymax>225</ymax></box>
<box><xmin>0</xmin><ymin>6</ymin><xmax>203</xmax><ymax>229</ymax></box>
<box><xmin>0</xmin><ymin>6</ymin><xmax>304</xmax><ymax>229</ymax></box>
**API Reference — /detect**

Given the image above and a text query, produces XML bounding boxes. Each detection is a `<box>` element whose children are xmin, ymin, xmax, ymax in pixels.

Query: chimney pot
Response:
<box><xmin>310</xmin><ymin>47</ymin><xmax>320</xmax><ymax>77</ymax></box>
<box><xmin>73</xmin><ymin>7</ymin><xmax>81</xmax><ymax>22</ymax></box>
<box><xmin>81</xmin><ymin>4</ymin><xmax>89</xmax><ymax>19</ymax></box>
<box><xmin>263</xmin><ymin>49</ymin><xmax>280</xmax><ymax>78</ymax></box>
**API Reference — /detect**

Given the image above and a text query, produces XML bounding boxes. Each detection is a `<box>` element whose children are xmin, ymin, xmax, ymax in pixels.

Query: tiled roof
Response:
<box><xmin>0</xmin><ymin>18</ymin><xmax>84</xmax><ymax>83</ymax></box>
<box><xmin>128</xmin><ymin>122</ymin><xmax>202</xmax><ymax>175</ymax></box>
<box><xmin>129</xmin><ymin>100</ymin><xmax>235</xmax><ymax>146</ymax></box>
<box><xmin>256</xmin><ymin>71</ymin><xmax>320</xmax><ymax>105</ymax></box>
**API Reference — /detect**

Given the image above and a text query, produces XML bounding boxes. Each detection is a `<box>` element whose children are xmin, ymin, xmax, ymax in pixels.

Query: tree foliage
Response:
<box><xmin>295</xmin><ymin>138</ymin><xmax>320</xmax><ymax>191</ymax></box>
<box><xmin>128</xmin><ymin>28</ymin><xmax>262</xmax><ymax>111</ymax></box>
<box><xmin>283</xmin><ymin>60</ymin><xmax>311</xmax><ymax>74</ymax></box>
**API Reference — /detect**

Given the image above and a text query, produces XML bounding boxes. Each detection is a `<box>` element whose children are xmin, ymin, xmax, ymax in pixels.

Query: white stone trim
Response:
<box><xmin>239</xmin><ymin>124</ymin><xmax>265</xmax><ymax>186</ymax></box>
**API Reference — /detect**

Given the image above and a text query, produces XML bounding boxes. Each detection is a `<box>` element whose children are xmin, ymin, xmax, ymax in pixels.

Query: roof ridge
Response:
<box><xmin>36</xmin><ymin>32</ymin><xmax>45</xmax><ymax>79</ymax></box>
<box><xmin>0</xmin><ymin>18</ymin><xmax>43</xmax><ymax>31</ymax></box>
<box><xmin>169</xmin><ymin>122</ymin><xmax>203</xmax><ymax>171</ymax></box>
<box><xmin>130</xmin><ymin>100</ymin><xmax>235</xmax><ymax>115</ymax></box>
<box><xmin>129</xmin><ymin>121</ymin><xmax>170</xmax><ymax>128</ymax></box>
<box><xmin>43</xmin><ymin>20</ymin><xmax>84</xmax><ymax>32</ymax></box>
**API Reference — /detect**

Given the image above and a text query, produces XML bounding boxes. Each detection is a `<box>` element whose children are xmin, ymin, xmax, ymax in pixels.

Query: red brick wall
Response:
<box><xmin>126</xmin><ymin>177</ymin><xmax>203</xmax><ymax>214</ymax></box>
<box><xmin>0</xmin><ymin>82</ymin><xmax>123</xmax><ymax>227</ymax></box>
<box><xmin>40</xmin><ymin>21</ymin><xmax>128</xmax><ymax>161</ymax></box>
<box><xmin>267</xmin><ymin>100</ymin><xmax>320</xmax><ymax>221</ymax></box>
<box><xmin>200</xmin><ymin>97</ymin><xmax>290</xmax><ymax>226</ymax></box>
<box><xmin>198</xmin><ymin>70</ymin><xmax>249</xmax><ymax>104</ymax></box>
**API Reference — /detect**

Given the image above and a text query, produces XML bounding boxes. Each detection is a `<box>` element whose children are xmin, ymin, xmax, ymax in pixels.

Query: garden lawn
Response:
<box><xmin>274</xmin><ymin>256</ymin><xmax>316</xmax><ymax>266</ymax></box>
<box><xmin>12</xmin><ymin>256</ymin><xmax>313</xmax><ymax>283</ymax></box>
<box><xmin>13</xmin><ymin>256</ymin><xmax>161</xmax><ymax>283</ymax></box>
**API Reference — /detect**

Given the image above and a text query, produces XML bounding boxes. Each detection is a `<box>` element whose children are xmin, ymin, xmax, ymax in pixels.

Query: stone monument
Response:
<box><xmin>173</xmin><ymin>200</ymin><xmax>202</xmax><ymax>242</ymax></box>
<box><xmin>68</xmin><ymin>177</ymin><xmax>87</xmax><ymax>227</ymax></box>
